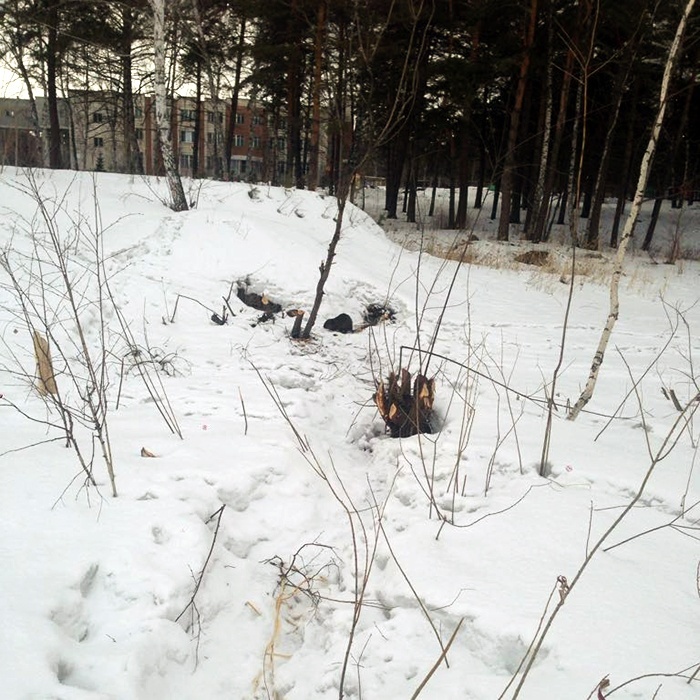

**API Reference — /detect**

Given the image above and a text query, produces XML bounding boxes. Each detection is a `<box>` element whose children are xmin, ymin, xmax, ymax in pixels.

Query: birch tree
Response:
<box><xmin>568</xmin><ymin>0</ymin><xmax>697</xmax><ymax>421</ymax></box>
<box><xmin>149</xmin><ymin>0</ymin><xmax>189</xmax><ymax>211</ymax></box>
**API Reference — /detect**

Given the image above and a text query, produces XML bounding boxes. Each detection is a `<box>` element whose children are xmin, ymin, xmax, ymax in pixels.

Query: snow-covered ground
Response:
<box><xmin>1</xmin><ymin>167</ymin><xmax>699</xmax><ymax>699</ymax></box>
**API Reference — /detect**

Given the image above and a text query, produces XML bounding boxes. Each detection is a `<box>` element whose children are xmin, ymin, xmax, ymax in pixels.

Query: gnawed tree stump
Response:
<box><xmin>374</xmin><ymin>369</ymin><xmax>435</xmax><ymax>438</ymax></box>
<box><xmin>287</xmin><ymin>309</ymin><xmax>305</xmax><ymax>338</ymax></box>
<box><xmin>236</xmin><ymin>284</ymin><xmax>282</xmax><ymax>314</ymax></box>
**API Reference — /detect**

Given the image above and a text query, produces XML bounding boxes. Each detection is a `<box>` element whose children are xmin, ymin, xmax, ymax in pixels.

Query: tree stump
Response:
<box><xmin>374</xmin><ymin>368</ymin><xmax>435</xmax><ymax>438</ymax></box>
<box><xmin>287</xmin><ymin>309</ymin><xmax>305</xmax><ymax>338</ymax></box>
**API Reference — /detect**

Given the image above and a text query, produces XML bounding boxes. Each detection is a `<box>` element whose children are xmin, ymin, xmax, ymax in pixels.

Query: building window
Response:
<box><xmin>93</xmin><ymin>137</ymin><xmax>104</xmax><ymax>147</ymax></box>
<box><xmin>252</xmin><ymin>114</ymin><xmax>264</xmax><ymax>126</ymax></box>
<box><xmin>134</xmin><ymin>128</ymin><xmax>143</xmax><ymax>140</ymax></box>
<box><xmin>207</xmin><ymin>111</ymin><xmax>223</xmax><ymax>124</ymax></box>
<box><xmin>277</xmin><ymin>137</ymin><xmax>285</xmax><ymax>150</ymax></box>
<box><xmin>92</xmin><ymin>112</ymin><xmax>103</xmax><ymax>123</ymax></box>
<box><xmin>180</xmin><ymin>131</ymin><xmax>195</xmax><ymax>143</ymax></box>
<box><xmin>207</xmin><ymin>132</ymin><xmax>222</xmax><ymax>144</ymax></box>
<box><xmin>5</xmin><ymin>109</ymin><xmax>14</xmax><ymax>117</ymax></box>
<box><xmin>179</xmin><ymin>154</ymin><xmax>193</xmax><ymax>169</ymax></box>
<box><xmin>135</xmin><ymin>106</ymin><xmax>143</xmax><ymax>118</ymax></box>
<box><xmin>251</xmin><ymin>135</ymin><xmax>261</xmax><ymax>149</ymax></box>
<box><xmin>235</xmin><ymin>112</ymin><xmax>244</xmax><ymax>124</ymax></box>
<box><xmin>180</xmin><ymin>108</ymin><xmax>196</xmax><ymax>122</ymax></box>
<box><xmin>235</xmin><ymin>134</ymin><xmax>244</xmax><ymax>147</ymax></box>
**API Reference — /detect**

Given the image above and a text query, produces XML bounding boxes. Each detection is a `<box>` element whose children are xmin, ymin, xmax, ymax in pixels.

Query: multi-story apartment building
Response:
<box><xmin>173</xmin><ymin>96</ymin><xmax>278</xmax><ymax>180</ymax></box>
<box><xmin>0</xmin><ymin>97</ymin><xmax>70</xmax><ymax>168</ymax></box>
<box><xmin>0</xmin><ymin>93</ymin><xmax>289</xmax><ymax>182</ymax></box>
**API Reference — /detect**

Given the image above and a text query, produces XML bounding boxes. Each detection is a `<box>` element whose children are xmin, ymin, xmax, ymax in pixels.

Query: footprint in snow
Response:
<box><xmin>151</xmin><ymin>525</ymin><xmax>170</xmax><ymax>545</ymax></box>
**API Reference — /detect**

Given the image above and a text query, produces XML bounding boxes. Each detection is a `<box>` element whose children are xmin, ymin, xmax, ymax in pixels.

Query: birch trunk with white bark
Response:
<box><xmin>568</xmin><ymin>0</ymin><xmax>696</xmax><ymax>420</ymax></box>
<box><xmin>150</xmin><ymin>0</ymin><xmax>188</xmax><ymax>211</ymax></box>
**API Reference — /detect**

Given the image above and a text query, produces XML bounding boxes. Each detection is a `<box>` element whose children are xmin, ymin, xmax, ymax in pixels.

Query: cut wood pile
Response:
<box><xmin>374</xmin><ymin>368</ymin><xmax>435</xmax><ymax>438</ymax></box>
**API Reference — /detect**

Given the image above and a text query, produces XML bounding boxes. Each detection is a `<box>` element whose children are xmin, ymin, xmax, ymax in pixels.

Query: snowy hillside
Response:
<box><xmin>1</xmin><ymin>167</ymin><xmax>699</xmax><ymax>699</ymax></box>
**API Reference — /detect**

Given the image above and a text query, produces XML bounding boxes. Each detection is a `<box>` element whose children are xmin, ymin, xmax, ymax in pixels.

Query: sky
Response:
<box><xmin>0</xmin><ymin>61</ymin><xmax>29</xmax><ymax>98</ymax></box>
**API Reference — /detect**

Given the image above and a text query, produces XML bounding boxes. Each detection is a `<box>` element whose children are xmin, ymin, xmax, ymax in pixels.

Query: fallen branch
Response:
<box><xmin>169</xmin><ymin>293</ymin><xmax>219</xmax><ymax>323</ymax></box>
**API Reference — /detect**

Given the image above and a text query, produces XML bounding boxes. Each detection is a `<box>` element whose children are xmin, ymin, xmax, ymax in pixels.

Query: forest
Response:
<box><xmin>1</xmin><ymin>0</ymin><xmax>699</xmax><ymax>248</ymax></box>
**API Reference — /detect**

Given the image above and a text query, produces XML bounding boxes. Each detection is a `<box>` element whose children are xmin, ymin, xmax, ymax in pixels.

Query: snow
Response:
<box><xmin>1</xmin><ymin>167</ymin><xmax>699</xmax><ymax>699</ymax></box>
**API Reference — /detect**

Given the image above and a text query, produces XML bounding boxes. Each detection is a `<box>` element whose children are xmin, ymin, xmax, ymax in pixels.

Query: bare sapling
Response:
<box><xmin>299</xmin><ymin>0</ymin><xmax>436</xmax><ymax>339</ymax></box>
<box><xmin>666</xmin><ymin>203</ymin><xmax>687</xmax><ymax>265</ymax></box>
<box><xmin>568</xmin><ymin>0</ymin><xmax>697</xmax><ymax>420</ymax></box>
<box><xmin>539</xmin><ymin>0</ymin><xmax>600</xmax><ymax>471</ymax></box>
<box><xmin>1</xmin><ymin>173</ymin><xmax>183</xmax><ymax>497</ymax></box>
<box><xmin>1</xmin><ymin>174</ymin><xmax>117</xmax><ymax>495</ymax></box>
<box><xmin>175</xmin><ymin>504</ymin><xmax>226</xmax><ymax>670</ymax></box>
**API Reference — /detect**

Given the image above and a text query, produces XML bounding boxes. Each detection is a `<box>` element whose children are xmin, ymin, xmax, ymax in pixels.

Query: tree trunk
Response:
<box><xmin>46</xmin><ymin>2</ymin><xmax>63</xmax><ymax>169</ymax></box>
<box><xmin>385</xmin><ymin>130</ymin><xmax>409</xmax><ymax>218</ymax></box>
<box><xmin>308</xmin><ymin>0</ymin><xmax>327</xmax><ymax>191</ymax></box>
<box><xmin>285</xmin><ymin>0</ymin><xmax>304</xmax><ymax>187</ymax></box>
<box><xmin>533</xmin><ymin>46</ymin><xmax>575</xmax><ymax>242</ymax></box>
<box><xmin>455</xmin><ymin>122</ymin><xmax>470</xmax><ymax>229</ymax></box>
<box><xmin>429</xmin><ymin>168</ymin><xmax>438</xmax><ymax>216</ymax></box>
<box><xmin>642</xmin><ymin>78</ymin><xmax>694</xmax><ymax>250</ymax></box>
<box><xmin>150</xmin><ymin>0</ymin><xmax>188</xmax><ymax>211</ymax></box>
<box><xmin>527</xmin><ymin>4</ymin><xmax>553</xmax><ymax>241</ymax></box>
<box><xmin>474</xmin><ymin>137</ymin><xmax>485</xmax><ymax>208</ymax></box>
<box><xmin>121</xmin><ymin>7</ymin><xmax>141</xmax><ymax>174</ymax></box>
<box><xmin>301</xmin><ymin>188</ymin><xmax>348</xmax><ymax>339</ymax></box>
<box><xmin>557</xmin><ymin>188</ymin><xmax>568</xmax><ymax>226</ymax></box>
<box><xmin>579</xmin><ymin>186</ymin><xmax>592</xmax><ymax>219</ymax></box>
<box><xmin>490</xmin><ymin>179</ymin><xmax>500</xmax><ymax>221</ymax></box>
<box><xmin>190</xmin><ymin>0</ymin><xmax>224</xmax><ymax>180</ymax></box>
<box><xmin>193</xmin><ymin>63</ymin><xmax>202</xmax><ymax>177</ymax></box>
<box><xmin>225</xmin><ymin>16</ymin><xmax>246</xmax><ymax>179</ymax></box>
<box><xmin>611</xmin><ymin>80</ymin><xmax>639</xmax><ymax>247</ymax></box>
<box><xmin>447</xmin><ymin>130</ymin><xmax>457</xmax><ymax>227</ymax></box>
<box><xmin>585</xmin><ymin>48</ymin><xmax>637</xmax><ymax>249</ymax></box>
<box><xmin>498</xmin><ymin>0</ymin><xmax>538</xmax><ymax>241</ymax></box>
<box><xmin>569</xmin><ymin>0</ymin><xmax>696</xmax><ymax>420</ymax></box>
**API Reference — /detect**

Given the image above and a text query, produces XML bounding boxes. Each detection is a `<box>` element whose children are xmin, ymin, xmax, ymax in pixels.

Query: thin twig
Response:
<box><xmin>410</xmin><ymin>618</ymin><xmax>465</xmax><ymax>699</ymax></box>
<box><xmin>239</xmin><ymin>386</ymin><xmax>248</xmax><ymax>435</ymax></box>
<box><xmin>176</xmin><ymin>505</ymin><xmax>226</xmax><ymax>623</ymax></box>
<box><xmin>607</xmin><ymin>662</ymin><xmax>700</xmax><ymax>694</ymax></box>
<box><xmin>170</xmin><ymin>293</ymin><xmax>217</xmax><ymax>323</ymax></box>
<box><xmin>379</xmin><ymin>514</ymin><xmax>449</xmax><ymax>666</ymax></box>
